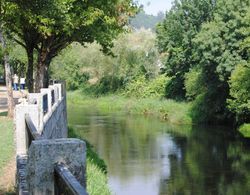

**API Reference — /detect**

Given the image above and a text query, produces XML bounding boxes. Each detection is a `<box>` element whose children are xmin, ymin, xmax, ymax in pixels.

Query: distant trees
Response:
<box><xmin>51</xmin><ymin>30</ymin><xmax>162</xmax><ymax>95</ymax></box>
<box><xmin>130</xmin><ymin>11</ymin><xmax>164</xmax><ymax>30</ymax></box>
<box><xmin>2</xmin><ymin>0</ymin><xmax>137</xmax><ymax>92</ymax></box>
<box><xmin>157</xmin><ymin>0</ymin><xmax>250</xmax><ymax>125</ymax></box>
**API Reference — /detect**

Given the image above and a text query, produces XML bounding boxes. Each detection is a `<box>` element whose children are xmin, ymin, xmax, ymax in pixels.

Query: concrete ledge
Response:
<box><xmin>26</xmin><ymin>139</ymin><xmax>86</xmax><ymax>195</ymax></box>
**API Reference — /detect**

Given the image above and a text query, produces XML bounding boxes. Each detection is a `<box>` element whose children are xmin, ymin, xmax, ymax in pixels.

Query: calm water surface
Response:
<box><xmin>68</xmin><ymin>104</ymin><xmax>250</xmax><ymax>195</ymax></box>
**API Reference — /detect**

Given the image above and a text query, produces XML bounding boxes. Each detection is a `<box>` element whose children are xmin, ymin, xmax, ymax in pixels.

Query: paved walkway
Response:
<box><xmin>0</xmin><ymin>85</ymin><xmax>27</xmax><ymax>114</ymax></box>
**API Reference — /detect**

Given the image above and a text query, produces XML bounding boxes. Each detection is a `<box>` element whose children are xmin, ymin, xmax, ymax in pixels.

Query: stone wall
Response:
<box><xmin>14</xmin><ymin>82</ymin><xmax>87</xmax><ymax>195</ymax></box>
<box><xmin>42</xmin><ymin>97</ymin><xmax>67</xmax><ymax>139</ymax></box>
<box><xmin>15</xmin><ymin>83</ymin><xmax>67</xmax><ymax>156</ymax></box>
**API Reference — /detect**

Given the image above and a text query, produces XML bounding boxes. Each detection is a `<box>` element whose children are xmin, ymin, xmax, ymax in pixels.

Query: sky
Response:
<box><xmin>137</xmin><ymin>0</ymin><xmax>173</xmax><ymax>15</ymax></box>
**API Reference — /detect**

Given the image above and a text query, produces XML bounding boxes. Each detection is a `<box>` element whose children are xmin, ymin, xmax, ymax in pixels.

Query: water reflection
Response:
<box><xmin>68</xmin><ymin>104</ymin><xmax>250</xmax><ymax>195</ymax></box>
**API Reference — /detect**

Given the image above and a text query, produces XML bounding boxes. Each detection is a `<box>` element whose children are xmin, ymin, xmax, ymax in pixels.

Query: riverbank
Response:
<box><xmin>67</xmin><ymin>91</ymin><xmax>192</xmax><ymax>125</ymax></box>
<box><xmin>68</xmin><ymin>127</ymin><xmax>111</xmax><ymax>195</ymax></box>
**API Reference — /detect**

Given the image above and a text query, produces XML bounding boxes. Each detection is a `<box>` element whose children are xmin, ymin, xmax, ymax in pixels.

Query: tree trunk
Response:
<box><xmin>0</xmin><ymin>30</ymin><xmax>14</xmax><ymax>118</ymax></box>
<box><xmin>26</xmin><ymin>48</ymin><xmax>34</xmax><ymax>93</ymax></box>
<box><xmin>34</xmin><ymin>49</ymin><xmax>51</xmax><ymax>92</ymax></box>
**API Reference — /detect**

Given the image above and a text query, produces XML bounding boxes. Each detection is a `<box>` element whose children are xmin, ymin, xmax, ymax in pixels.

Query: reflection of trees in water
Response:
<box><xmin>69</xmin><ymin>106</ymin><xmax>250</xmax><ymax>194</ymax></box>
<box><xmin>159</xmin><ymin>126</ymin><xmax>250</xmax><ymax>195</ymax></box>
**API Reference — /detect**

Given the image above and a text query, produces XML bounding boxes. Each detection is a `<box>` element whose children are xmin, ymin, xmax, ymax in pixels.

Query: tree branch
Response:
<box><xmin>13</xmin><ymin>37</ymin><xmax>26</xmax><ymax>48</ymax></box>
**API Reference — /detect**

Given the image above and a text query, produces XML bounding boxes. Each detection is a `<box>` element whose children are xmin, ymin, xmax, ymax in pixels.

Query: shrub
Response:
<box><xmin>123</xmin><ymin>74</ymin><xmax>169</xmax><ymax>98</ymax></box>
<box><xmin>184</xmin><ymin>68</ymin><xmax>204</xmax><ymax>101</ymax></box>
<box><xmin>228</xmin><ymin>64</ymin><xmax>250</xmax><ymax>124</ymax></box>
<box><xmin>165</xmin><ymin>75</ymin><xmax>186</xmax><ymax>101</ymax></box>
<box><xmin>239</xmin><ymin>123</ymin><xmax>250</xmax><ymax>138</ymax></box>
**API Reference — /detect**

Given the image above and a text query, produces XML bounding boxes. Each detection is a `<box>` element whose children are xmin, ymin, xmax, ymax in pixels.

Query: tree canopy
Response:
<box><xmin>157</xmin><ymin>0</ymin><xmax>250</xmax><ymax>125</ymax></box>
<box><xmin>1</xmin><ymin>0</ymin><xmax>137</xmax><ymax>91</ymax></box>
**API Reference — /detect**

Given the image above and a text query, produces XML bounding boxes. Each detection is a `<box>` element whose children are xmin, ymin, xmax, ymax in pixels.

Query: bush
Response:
<box><xmin>191</xmin><ymin>89</ymin><xmax>233</xmax><ymax>124</ymax></box>
<box><xmin>165</xmin><ymin>75</ymin><xmax>186</xmax><ymax>101</ymax></box>
<box><xmin>93</xmin><ymin>75</ymin><xmax>124</xmax><ymax>95</ymax></box>
<box><xmin>228</xmin><ymin>64</ymin><xmax>250</xmax><ymax>124</ymax></box>
<box><xmin>123</xmin><ymin>74</ymin><xmax>169</xmax><ymax>98</ymax></box>
<box><xmin>184</xmin><ymin>68</ymin><xmax>204</xmax><ymax>101</ymax></box>
<box><xmin>239</xmin><ymin>123</ymin><xmax>250</xmax><ymax>138</ymax></box>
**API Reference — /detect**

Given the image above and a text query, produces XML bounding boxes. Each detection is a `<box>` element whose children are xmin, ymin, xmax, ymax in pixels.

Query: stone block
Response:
<box><xmin>26</xmin><ymin>139</ymin><xmax>86</xmax><ymax>195</ymax></box>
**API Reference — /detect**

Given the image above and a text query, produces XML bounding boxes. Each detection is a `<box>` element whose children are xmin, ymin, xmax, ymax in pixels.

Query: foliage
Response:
<box><xmin>239</xmin><ymin>123</ymin><xmax>250</xmax><ymax>138</ymax></box>
<box><xmin>123</xmin><ymin>74</ymin><xmax>169</xmax><ymax>98</ymax></box>
<box><xmin>191</xmin><ymin>0</ymin><xmax>250</xmax><ymax>124</ymax></box>
<box><xmin>51</xmin><ymin>30</ymin><xmax>161</xmax><ymax>93</ymax></box>
<box><xmin>67</xmin><ymin>91</ymin><xmax>192</xmax><ymax>125</ymax></box>
<box><xmin>86</xmin><ymin>160</ymin><xmax>111</xmax><ymax>195</ymax></box>
<box><xmin>184</xmin><ymin>68</ymin><xmax>204</xmax><ymax>101</ymax></box>
<box><xmin>228</xmin><ymin>64</ymin><xmax>250</xmax><ymax>124</ymax></box>
<box><xmin>156</xmin><ymin>0</ymin><xmax>215</xmax><ymax>100</ymax></box>
<box><xmin>156</xmin><ymin>0</ymin><xmax>250</xmax><ymax>125</ymax></box>
<box><xmin>2</xmin><ymin>0</ymin><xmax>138</xmax><ymax>91</ymax></box>
<box><xmin>130</xmin><ymin>10</ymin><xmax>164</xmax><ymax>30</ymax></box>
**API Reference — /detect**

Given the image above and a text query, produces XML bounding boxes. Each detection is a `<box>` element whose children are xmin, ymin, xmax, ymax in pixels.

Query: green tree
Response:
<box><xmin>156</xmin><ymin>0</ymin><xmax>215</xmax><ymax>100</ymax></box>
<box><xmin>228</xmin><ymin>64</ymin><xmax>250</xmax><ymax>124</ymax></box>
<box><xmin>51</xmin><ymin>30</ymin><xmax>161</xmax><ymax>93</ymax></box>
<box><xmin>192</xmin><ymin>0</ymin><xmax>250</xmax><ymax>124</ymax></box>
<box><xmin>2</xmin><ymin>0</ymin><xmax>137</xmax><ymax>92</ymax></box>
<box><xmin>130</xmin><ymin>10</ymin><xmax>164</xmax><ymax>31</ymax></box>
<box><xmin>0</xmin><ymin>0</ymin><xmax>14</xmax><ymax>118</ymax></box>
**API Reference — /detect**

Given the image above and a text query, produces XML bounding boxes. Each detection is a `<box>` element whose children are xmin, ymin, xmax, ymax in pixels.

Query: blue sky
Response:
<box><xmin>137</xmin><ymin>0</ymin><xmax>173</xmax><ymax>15</ymax></box>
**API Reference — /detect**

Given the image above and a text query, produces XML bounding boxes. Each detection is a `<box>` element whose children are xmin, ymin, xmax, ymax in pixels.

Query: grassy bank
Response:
<box><xmin>0</xmin><ymin>117</ymin><xmax>14</xmax><ymax>175</ymax></box>
<box><xmin>68</xmin><ymin>127</ymin><xmax>111</xmax><ymax>195</ymax></box>
<box><xmin>67</xmin><ymin>91</ymin><xmax>192</xmax><ymax>125</ymax></box>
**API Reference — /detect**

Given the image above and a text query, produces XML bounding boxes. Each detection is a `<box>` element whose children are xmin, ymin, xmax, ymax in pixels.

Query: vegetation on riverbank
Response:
<box><xmin>68</xmin><ymin>127</ymin><xmax>111</xmax><ymax>195</ymax></box>
<box><xmin>68</xmin><ymin>91</ymin><xmax>192</xmax><ymax>125</ymax></box>
<box><xmin>51</xmin><ymin>0</ymin><xmax>250</xmax><ymax>129</ymax></box>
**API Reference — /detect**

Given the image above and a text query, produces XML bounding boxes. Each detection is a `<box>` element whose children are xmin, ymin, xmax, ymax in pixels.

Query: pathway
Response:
<box><xmin>0</xmin><ymin>85</ymin><xmax>27</xmax><ymax>114</ymax></box>
<box><xmin>0</xmin><ymin>85</ymin><xmax>26</xmax><ymax>194</ymax></box>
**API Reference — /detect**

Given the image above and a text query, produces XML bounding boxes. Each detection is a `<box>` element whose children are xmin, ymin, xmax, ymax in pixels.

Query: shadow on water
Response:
<box><xmin>68</xmin><ymin>104</ymin><xmax>250</xmax><ymax>195</ymax></box>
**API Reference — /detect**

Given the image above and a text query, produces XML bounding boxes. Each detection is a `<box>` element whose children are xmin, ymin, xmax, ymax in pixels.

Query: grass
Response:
<box><xmin>87</xmin><ymin>160</ymin><xmax>111</xmax><ymax>195</ymax></box>
<box><xmin>67</xmin><ymin>90</ymin><xmax>192</xmax><ymax>125</ymax></box>
<box><xmin>68</xmin><ymin>126</ymin><xmax>111</xmax><ymax>195</ymax></box>
<box><xmin>0</xmin><ymin>117</ymin><xmax>14</xmax><ymax>175</ymax></box>
<box><xmin>239</xmin><ymin>123</ymin><xmax>250</xmax><ymax>138</ymax></box>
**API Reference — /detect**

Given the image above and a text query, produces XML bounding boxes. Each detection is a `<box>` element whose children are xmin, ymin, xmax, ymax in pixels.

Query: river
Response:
<box><xmin>68</xmin><ymin>104</ymin><xmax>250</xmax><ymax>195</ymax></box>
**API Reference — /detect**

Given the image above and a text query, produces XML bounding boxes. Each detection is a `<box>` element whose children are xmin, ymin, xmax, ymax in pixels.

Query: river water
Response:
<box><xmin>68</xmin><ymin>104</ymin><xmax>250</xmax><ymax>195</ymax></box>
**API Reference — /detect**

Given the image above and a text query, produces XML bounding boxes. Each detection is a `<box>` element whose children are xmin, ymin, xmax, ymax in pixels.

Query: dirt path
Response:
<box><xmin>0</xmin><ymin>157</ymin><xmax>16</xmax><ymax>194</ymax></box>
<box><xmin>0</xmin><ymin>85</ymin><xmax>27</xmax><ymax>114</ymax></box>
<box><xmin>0</xmin><ymin>85</ymin><xmax>26</xmax><ymax>194</ymax></box>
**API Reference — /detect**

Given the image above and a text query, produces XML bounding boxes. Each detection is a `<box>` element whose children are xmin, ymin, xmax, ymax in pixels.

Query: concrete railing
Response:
<box><xmin>15</xmin><ymin>82</ymin><xmax>87</xmax><ymax>195</ymax></box>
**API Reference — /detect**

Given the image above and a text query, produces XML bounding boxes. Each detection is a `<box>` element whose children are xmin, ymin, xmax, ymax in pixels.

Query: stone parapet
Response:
<box><xmin>26</xmin><ymin>139</ymin><xmax>86</xmax><ymax>195</ymax></box>
<box><xmin>15</xmin><ymin>83</ymin><xmax>67</xmax><ymax>156</ymax></box>
<box><xmin>14</xmin><ymin>82</ymin><xmax>87</xmax><ymax>194</ymax></box>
